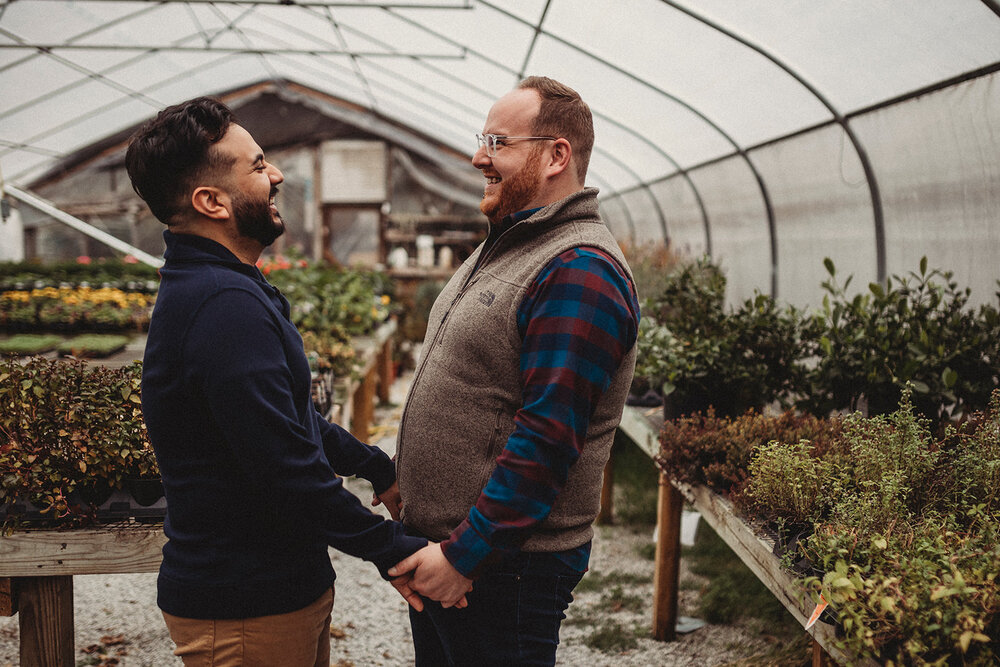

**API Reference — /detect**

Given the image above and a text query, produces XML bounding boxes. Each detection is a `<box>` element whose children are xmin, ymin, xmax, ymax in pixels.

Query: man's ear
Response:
<box><xmin>544</xmin><ymin>138</ymin><xmax>573</xmax><ymax>178</ymax></box>
<box><xmin>191</xmin><ymin>186</ymin><xmax>231</xmax><ymax>221</ymax></box>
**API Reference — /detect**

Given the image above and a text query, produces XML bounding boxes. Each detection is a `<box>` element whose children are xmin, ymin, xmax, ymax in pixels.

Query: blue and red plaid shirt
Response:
<box><xmin>441</xmin><ymin>210</ymin><xmax>640</xmax><ymax>578</ymax></box>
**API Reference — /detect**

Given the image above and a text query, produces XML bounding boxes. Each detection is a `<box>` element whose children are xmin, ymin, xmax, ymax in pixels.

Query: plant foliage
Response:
<box><xmin>0</xmin><ymin>357</ymin><xmax>155</xmax><ymax>527</ymax></box>
<box><xmin>686</xmin><ymin>389</ymin><xmax>1000</xmax><ymax>665</ymax></box>
<box><xmin>801</xmin><ymin>257</ymin><xmax>1000</xmax><ymax>424</ymax></box>
<box><xmin>636</xmin><ymin>257</ymin><xmax>816</xmax><ymax>418</ymax></box>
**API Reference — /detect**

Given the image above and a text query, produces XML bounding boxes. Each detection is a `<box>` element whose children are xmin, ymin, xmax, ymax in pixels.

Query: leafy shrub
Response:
<box><xmin>742</xmin><ymin>439</ymin><xmax>839</xmax><ymax>526</ymax></box>
<box><xmin>0</xmin><ymin>258</ymin><xmax>159</xmax><ymax>292</ymax></box>
<box><xmin>656</xmin><ymin>408</ymin><xmax>843</xmax><ymax>498</ymax></box>
<box><xmin>263</xmin><ymin>253</ymin><xmax>392</xmax><ymax>337</ymax></box>
<box><xmin>638</xmin><ymin>257</ymin><xmax>816</xmax><ymax>417</ymax></box>
<box><xmin>941</xmin><ymin>392</ymin><xmax>1000</xmax><ymax>515</ymax></box>
<box><xmin>805</xmin><ymin>517</ymin><xmax>999</xmax><ymax>665</ymax></box>
<box><xmin>802</xmin><ymin>257</ymin><xmax>1000</xmax><ymax>425</ymax></box>
<box><xmin>300</xmin><ymin>329</ymin><xmax>355</xmax><ymax>378</ymax></box>
<box><xmin>829</xmin><ymin>389</ymin><xmax>940</xmax><ymax>537</ymax></box>
<box><xmin>0</xmin><ymin>357</ymin><xmax>155</xmax><ymax>526</ymax></box>
<box><xmin>719</xmin><ymin>391</ymin><xmax>1000</xmax><ymax>664</ymax></box>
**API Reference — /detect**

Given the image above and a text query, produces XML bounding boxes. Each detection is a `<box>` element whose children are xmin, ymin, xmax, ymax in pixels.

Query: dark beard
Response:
<box><xmin>234</xmin><ymin>190</ymin><xmax>285</xmax><ymax>247</ymax></box>
<box><xmin>481</xmin><ymin>151</ymin><xmax>543</xmax><ymax>224</ymax></box>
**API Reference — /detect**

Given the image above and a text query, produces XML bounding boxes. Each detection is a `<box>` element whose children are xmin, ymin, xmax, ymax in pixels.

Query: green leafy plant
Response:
<box><xmin>0</xmin><ymin>334</ymin><xmax>63</xmax><ymax>356</ymax></box>
<box><xmin>58</xmin><ymin>334</ymin><xmax>131</xmax><ymax>358</ymax></box>
<box><xmin>0</xmin><ymin>357</ymin><xmax>155</xmax><ymax>526</ymax></box>
<box><xmin>712</xmin><ymin>390</ymin><xmax>1000</xmax><ymax>665</ymax></box>
<box><xmin>262</xmin><ymin>252</ymin><xmax>393</xmax><ymax>337</ymax></box>
<box><xmin>656</xmin><ymin>408</ymin><xmax>843</xmax><ymax>498</ymax></box>
<box><xmin>0</xmin><ymin>257</ymin><xmax>159</xmax><ymax>292</ymax></box>
<box><xmin>300</xmin><ymin>329</ymin><xmax>356</xmax><ymax>378</ymax></box>
<box><xmin>638</xmin><ymin>257</ymin><xmax>816</xmax><ymax>418</ymax></box>
<box><xmin>741</xmin><ymin>439</ymin><xmax>839</xmax><ymax>526</ymax></box>
<box><xmin>801</xmin><ymin>256</ymin><xmax>1000</xmax><ymax>426</ymax></box>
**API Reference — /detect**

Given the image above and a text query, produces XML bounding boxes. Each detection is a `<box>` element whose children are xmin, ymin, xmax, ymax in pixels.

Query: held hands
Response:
<box><xmin>389</xmin><ymin>544</ymin><xmax>473</xmax><ymax>612</ymax></box>
<box><xmin>371</xmin><ymin>481</ymin><xmax>403</xmax><ymax>521</ymax></box>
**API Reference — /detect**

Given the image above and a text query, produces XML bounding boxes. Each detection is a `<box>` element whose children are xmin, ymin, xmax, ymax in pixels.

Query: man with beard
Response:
<box><xmin>126</xmin><ymin>97</ymin><xmax>440</xmax><ymax>666</ymax></box>
<box><xmin>388</xmin><ymin>77</ymin><xmax>640</xmax><ymax>665</ymax></box>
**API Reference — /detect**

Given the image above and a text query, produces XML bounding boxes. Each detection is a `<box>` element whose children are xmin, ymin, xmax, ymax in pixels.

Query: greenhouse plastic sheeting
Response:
<box><xmin>1</xmin><ymin>0</ymin><xmax>999</xmax><ymax>306</ymax></box>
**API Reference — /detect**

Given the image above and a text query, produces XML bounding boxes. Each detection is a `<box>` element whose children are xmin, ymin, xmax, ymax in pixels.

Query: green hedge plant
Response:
<box><xmin>801</xmin><ymin>256</ymin><xmax>1000</xmax><ymax>426</ymax></box>
<box><xmin>0</xmin><ymin>357</ymin><xmax>155</xmax><ymax>527</ymax></box>
<box><xmin>637</xmin><ymin>257</ymin><xmax>816</xmax><ymax>418</ymax></box>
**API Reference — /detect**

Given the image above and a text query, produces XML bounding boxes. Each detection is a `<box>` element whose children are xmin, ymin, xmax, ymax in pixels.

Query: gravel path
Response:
<box><xmin>0</xmin><ymin>372</ymin><xmax>781</xmax><ymax>666</ymax></box>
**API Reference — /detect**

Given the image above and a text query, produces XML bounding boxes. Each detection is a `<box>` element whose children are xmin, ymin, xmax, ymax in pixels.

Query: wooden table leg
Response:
<box><xmin>0</xmin><ymin>578</ymin><xmax>16</xmax><ymax>616</ymax></box>
<box><xmin>652</xmin><ymin>474</ymin><xmax>683</xmax><ymax>641</ymax></box>
<box><xmin>17</xmin><ymin>575</ymin><xmax>74</xmax><ymax>667</ymax></box>
<box><xmin>812</xmin><ymin>638</ymin><xmax>832</xmax><ymax>666</ymax></box>
<box><xmin>376</xmin><ymin>337</ymin><xmax>394</xmax><ymax>404</ymax></box>
<box><xmin>350</xmin><ymin>366</ymin><xmax>377</xmax><ymax>440</ymax></box>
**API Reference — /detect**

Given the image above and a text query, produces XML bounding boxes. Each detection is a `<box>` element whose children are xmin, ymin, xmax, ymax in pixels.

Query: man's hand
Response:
<box><xmin>389</xmin><ymin>544</ymin><xmax>473</xmax><ymax>609</ymax></box>
<box><xmin>372</xmin><ymin>481</ymin><xmax>402</xmax><ymax>521</ymax></box>
<box><xmin>390</xmin><ymin>570</ymin><xmax>424</xmax><ymax>612</ymax></box>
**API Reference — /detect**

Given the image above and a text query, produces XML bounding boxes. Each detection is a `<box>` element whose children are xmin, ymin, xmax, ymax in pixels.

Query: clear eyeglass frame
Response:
<box><xmin>475</xmin><ymin>133</ymin><xmax>557</xmax><ymax>157</ymax></box>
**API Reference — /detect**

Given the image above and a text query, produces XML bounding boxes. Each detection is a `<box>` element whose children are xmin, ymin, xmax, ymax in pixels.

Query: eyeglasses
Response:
<box><xmin>475</xmin><ymin>133</ymin><xmax>557</xmax><ymax>157</ymax></box>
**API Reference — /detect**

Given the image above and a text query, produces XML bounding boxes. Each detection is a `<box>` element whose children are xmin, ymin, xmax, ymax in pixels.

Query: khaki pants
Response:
<box><xmin>162</xmin><ymin>586</ymin><xmax>334</xmax><ymax>667</ymax></box>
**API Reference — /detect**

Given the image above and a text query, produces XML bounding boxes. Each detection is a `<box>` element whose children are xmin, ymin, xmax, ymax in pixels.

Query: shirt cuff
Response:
<box><xmin>440</xmin><ymin>519</ymin><xmax>503</xmax><ymax>579</ymax></box>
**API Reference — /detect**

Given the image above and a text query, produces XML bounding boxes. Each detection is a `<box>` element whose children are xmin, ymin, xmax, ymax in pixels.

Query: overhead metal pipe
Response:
<box><xmin>477</xmin><ymin>0</ymin><xmax>778</xmax><ymax>295</ymax></box>
<box><xmin>4</xmin><ymin>185</ymin><xmax>164</xmax><ymax>268</ymax></box>
<box><xmin>659</xmin><ymin>0</ymin><xmax>887</xmax><ymax>286</ymax></box>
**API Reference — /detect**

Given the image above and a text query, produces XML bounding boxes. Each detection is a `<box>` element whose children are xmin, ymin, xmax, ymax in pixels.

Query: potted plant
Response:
<box><xmin>0</xmin><ymin>357</ymin><xmax>159</xmax><ymax>527</ymax></box>
<box><xmin>636</xmin><ymin>257</ymin><xmax>816</xmax><ymax>419</ymax></box>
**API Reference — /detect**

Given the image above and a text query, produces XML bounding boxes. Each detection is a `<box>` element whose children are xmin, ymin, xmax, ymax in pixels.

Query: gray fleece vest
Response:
<box><xmin>396</xmin><ymin>187</ymin><xmax>637</xmax><ymax>553</ymax></box>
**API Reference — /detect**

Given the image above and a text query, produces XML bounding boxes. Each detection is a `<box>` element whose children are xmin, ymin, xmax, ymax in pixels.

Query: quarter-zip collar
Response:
<box><xmin>163</xmin><ymin>230</ymin><xmax>271</xmax><ymax>285</ymax></box>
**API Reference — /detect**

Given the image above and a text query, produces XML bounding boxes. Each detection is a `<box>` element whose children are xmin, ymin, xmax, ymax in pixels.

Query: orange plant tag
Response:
<box><xmin>805</xmin><ymin>594</ymin><xmax>828</xmax><ymax>630</ymax></box>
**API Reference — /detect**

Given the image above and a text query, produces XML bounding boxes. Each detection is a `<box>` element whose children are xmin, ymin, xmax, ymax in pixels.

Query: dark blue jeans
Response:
<box><xmin>408</xmin><ymin>550</ymin><xmax>585</xmax><ymax>666</ymax></box>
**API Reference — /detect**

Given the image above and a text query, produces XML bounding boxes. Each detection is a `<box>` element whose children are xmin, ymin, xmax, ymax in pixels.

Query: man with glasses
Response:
<box><xmin>388</xmin><ymin>76</ymin><xmax>640</xmax><ymax>665</ymax></box>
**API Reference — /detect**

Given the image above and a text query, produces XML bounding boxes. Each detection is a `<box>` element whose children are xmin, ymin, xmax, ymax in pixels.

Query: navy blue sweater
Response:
<box><xmin>142</xmin><ymin>231</ymin><xmax>425</xmax><ymax>619</ymax></box>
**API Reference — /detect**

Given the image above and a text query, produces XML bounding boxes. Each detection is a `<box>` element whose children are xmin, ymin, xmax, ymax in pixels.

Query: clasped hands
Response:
<box><xmin>389</xmin><ymin>543</ymin><xmax>473</xmax><ymax>611</ymax></box>
<box><xmin>372</xmin><ymin>483</ymin><xmax>472</xmax><ymax>612</ymax></box>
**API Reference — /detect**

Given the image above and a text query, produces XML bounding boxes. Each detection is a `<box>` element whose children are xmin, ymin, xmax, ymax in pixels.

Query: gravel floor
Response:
<box><xmin>0</xmin><ymin>371</ymin><xmax>786</xmax><ymax>666</ymax></box>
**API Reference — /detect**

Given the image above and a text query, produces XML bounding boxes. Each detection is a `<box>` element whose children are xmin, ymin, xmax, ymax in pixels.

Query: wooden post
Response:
<box><xmin>17</xmin><ymin>576</ymin><xmax>74</xmax><ymax>667</ymax></box>
<box><xmin>652</xmin><ymin>472</ymin><xmax>683</xmax><ymax>641</ymax></box>
<box><xmin>597</xmin><ymin>456</ymin><xmax>615</xmax><ymax>524</ymax></box>
<box><xmin>376</xmin><ymin>336</ymin><xmax>393</xmax><ymax>404</ymax></box>
<box><xmin>0</xmin><ymin>578</ymin><xmax>16</xmax><ymax>616</ymax></box>
<box><xmin>812</xmin><ymin>639</ymin><xmax>832</xmax><ymax>666</ymax></box>
<box><xmin>350</xmin><ymin>366</ymin><xmax>377</xmax><ymax>440</ymax></box>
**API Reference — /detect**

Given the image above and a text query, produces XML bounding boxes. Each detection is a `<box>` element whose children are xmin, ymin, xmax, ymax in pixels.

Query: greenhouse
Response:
<box><xmin>1</xmin><ymin>1</ymin><xmax>999</xmax><ymax>665</ymax></box>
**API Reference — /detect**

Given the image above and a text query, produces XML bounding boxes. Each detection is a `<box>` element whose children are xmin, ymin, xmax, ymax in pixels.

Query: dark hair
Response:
<box><xmin>517</xmin><ymin>76</ymin><xmax>594</xmax><ymax>182</ymax></box>
<box><xmin>125</xmin><ymin>97</ymin><xmax>236</xmax><ymax>225</ymax></box>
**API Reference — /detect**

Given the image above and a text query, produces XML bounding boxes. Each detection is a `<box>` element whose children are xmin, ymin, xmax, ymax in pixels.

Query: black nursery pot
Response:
<box><xmin>126</xmin><ymin>477</ymin><xmax>165</xmax><ymax>506</ymax></box>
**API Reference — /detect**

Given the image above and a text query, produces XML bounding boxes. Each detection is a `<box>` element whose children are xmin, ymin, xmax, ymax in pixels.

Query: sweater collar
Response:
<box><xmin>162</xmin><ymin>230</ymin><xmax>267</xmax><ymax>282</ymax></box>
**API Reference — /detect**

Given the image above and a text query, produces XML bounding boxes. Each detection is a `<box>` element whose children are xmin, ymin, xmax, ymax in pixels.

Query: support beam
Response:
<box><xmin>3</xmin><ymin>184</ymin><xmax>163</xmax><ymax>268</ymax></box>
